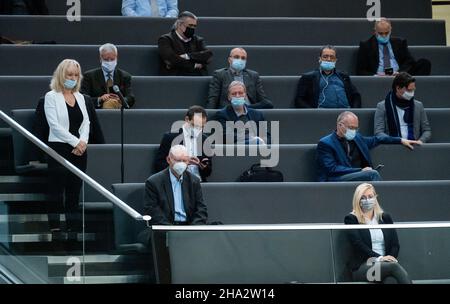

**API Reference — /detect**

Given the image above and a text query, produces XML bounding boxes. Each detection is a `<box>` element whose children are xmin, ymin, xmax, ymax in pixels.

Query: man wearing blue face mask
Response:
<box><xmin>213</xmin><ymin>81</ymin><xmax>270</xmax><ymax>144</ymax></box>
<box><xmin>316</xmin><ymin>111</ymin><xmax>420</xmax><ymax>182</ymax></box>
<box><xmin>295</xmin><ymin>45</ymin><xmax>361</xmax><ymax>108</ymax></box>
<box><xmin>357</xmin><ymin>18</ymin><xmax>431</xmax><ymax>76</ymax></box>
<box><xmin>207</xmin><ymin>48</ymin><xmax>273</xmax><ymax>109</ymax></box>
<box><xmin>80</xmin><ymin>43</ymin><xmax>135</xmax><ymax>109</ymax></box>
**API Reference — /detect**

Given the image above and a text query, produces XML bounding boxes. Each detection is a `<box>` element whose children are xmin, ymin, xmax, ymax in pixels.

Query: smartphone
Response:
<box><xmin>374</xmin><ymin>164</ymin><xmax>385</xmax><ymax>171</ymax></box>
<box><xmin>384</xmin><ymin>67</ymin><xmax>394</xmax><ymax>76</ymax></box>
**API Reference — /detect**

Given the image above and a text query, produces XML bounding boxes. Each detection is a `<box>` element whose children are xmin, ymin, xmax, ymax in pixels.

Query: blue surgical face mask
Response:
<box><xmin>231</xmin><ymin>58</ymin><xmax>246</xmax><ymax>71</ymax></box>
<box><xmin>376</xmin><ymin>34</ymin><xmax>390</xmax><ymax>45</ymax></box>
<box><xmin>101</xmin><ymin>59</ymin><xmax>117</xmax><ymax>72</ymax></box>
<box><xmin>320</xmin><ymin>60</ymin><xmax>335</xmax><ymax>71</ymax></box>
<box><xmin>64</xmin><ymin>79</ymin><xmax>77</xmax><ymax>89</ymax></box>
<box><xmin>360</xmin><ymin>198</ymin><xmax>376</xmax><ymax>212</ymax></box>
<box><xmin>231</xmin><ymin>97</ymin><xmax>246</xmax><ymax>107</ymax></box>
<box><xmin>344</xmin><ymin>128</ymin><xmax>357</xmax><ymax>141</ymax></box>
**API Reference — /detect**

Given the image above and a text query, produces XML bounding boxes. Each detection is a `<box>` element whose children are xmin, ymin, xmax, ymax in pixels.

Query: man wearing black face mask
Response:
<box><xmin>157</xmin><ymin>11</ymin><xmax>213</xmax><ymax>76</ymax></box>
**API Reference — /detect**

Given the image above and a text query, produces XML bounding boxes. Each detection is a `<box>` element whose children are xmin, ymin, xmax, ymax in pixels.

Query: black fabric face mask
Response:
<box><xmin>184</xmin><ymin>27</ymin><xmax>195</xmax><ymax>39</ymax></box>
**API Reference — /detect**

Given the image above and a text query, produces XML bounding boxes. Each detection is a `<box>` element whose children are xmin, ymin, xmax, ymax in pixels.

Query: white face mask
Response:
<box><xmin>101</xmin><ymin>59</ymin><xmax>117</xmax><ymax>72</ymax></box>
<box><xmin>172</xmin><ymin>161</ymin><xmax>187</xmax><ymax>176</ymax></box>
<box><xmin>402</xmin><ymin>90</ymin><xmax>415</xmax><ymax>100</ymax></box>
<box><xmin>360</xmin><ymin>198</ymin><xmax>376</xmax><ymax>212</ymax></box>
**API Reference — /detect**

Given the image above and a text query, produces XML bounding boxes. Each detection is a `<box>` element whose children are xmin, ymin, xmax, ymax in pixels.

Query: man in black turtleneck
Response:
<box><xmin>374</xmin><ymin>72</ymin><xmax>432</xmax><ymax>144</ymax></box>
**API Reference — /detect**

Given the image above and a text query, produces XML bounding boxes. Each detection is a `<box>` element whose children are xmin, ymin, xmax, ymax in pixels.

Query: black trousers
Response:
<box><xmin>353</xmin><ymin>261</ymin><xmax>412</xmax><ymax>284</ymax></box>
<box><xmin>407</xmin><ymin>58</ymin><xmax>432</xmax><ymax>76</ymax></box>
<box><xmin>47</xmin><ymin>142</ymin><xmax>87</xmax><ymax>231</ymax></box>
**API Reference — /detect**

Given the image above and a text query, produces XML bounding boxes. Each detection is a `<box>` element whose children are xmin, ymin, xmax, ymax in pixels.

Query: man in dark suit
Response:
<box><xmin>357</xmin><ymin>18</ymin><xmax>431</xmax><ymax>76</ymax></box>
<box><xmin>213</xmin><ymin>81</ymin><xmax>270</xmax><ymax>144</ymax></box>
<box><xmin>316</xmin><ymin>111</ymin><xmax>420</xmax><ymax>182</ymax></box>
<box><xmin>0</xmin><ymin>0</ymin><xmax>48</xmax><ymax>14</ymax></box>
<box><xmin>295</xmin><ymin>45</ymin><xmax>361</xmax><ymax>108</ymax></box>
<box><xmin>157</xmin><ymin>11</ymin><xmax>213</xmax><ymax>76</ymax></box>
<box><xmin>144</xmin><ymin>145</ymin><xmax>208</xmax><ymax>225</ymax></box>
<box><xmin>154</xmin><ymin>105</ymin><xmax>212</xmax><ymax>182</ymax></box>
<box><xmin>80</xmin><ymin>43</ymin><xmax>135</xmax><ymax>109</ymax></box>
<box><xmin>207</xmin><ymin>47</ymin><xmax>273</xmax><ymax>109</ymax></box>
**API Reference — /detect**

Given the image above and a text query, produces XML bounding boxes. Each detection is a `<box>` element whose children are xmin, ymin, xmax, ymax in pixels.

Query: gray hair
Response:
<box><xmin>374</xmin><ymin>17</ymin><xmax>392</xmax><ymax>29</ymax></box>
<box><xmin>174</xmin><ymin>11</ymin><xmax>197</xmax><ymax>29</ymax></box>
<box><xmin>337</xmin><ymin>111</ymin><xmax>357</xmax><ymax>124</ymax></box>
<box><xmin>319</xmin><ymin>45</ymin><xmax>337</xmax><ymax>58</ymax></box>
<box><xmin>99</xmin><ymin>43</ymin><xmax>118</xmax><ymax>55</ymax></box>
<box><xmin>228</xmin><ymin>81</ymin><xmax>247</xmax><ymax>93</ymax></box>
<box><xmin>169</xmin><ymin>145</ymin><xmax>188</xmax><ymax>159</ymax></box>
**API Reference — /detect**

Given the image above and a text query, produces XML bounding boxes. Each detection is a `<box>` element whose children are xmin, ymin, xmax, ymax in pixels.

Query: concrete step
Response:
<box><xmin>49</xmin><ymin>274</ymin><xmax>148</xmax><ymax>284</ymax></box>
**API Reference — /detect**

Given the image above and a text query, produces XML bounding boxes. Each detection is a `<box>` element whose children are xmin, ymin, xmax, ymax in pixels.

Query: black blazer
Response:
<box><xmin>213</xmin><ymin>105</ymin><xmax>271</xmax><ymax>144</ymax></box>
<box><xmin>344</xmin><ymin>213</ymin><xmax>400</xmax><ymax>271</ymax></box>
<box><xmin>158</xmin><ymin>30</ymin><xmax>213</xmax><ymax>76</ymax></box>
<box><xmin>356</xmin><ymin>35</ymin><xmax>416</xmax><ymax>76</ymax></box>
<box><xmin>154</xmin><ymin>131</ymin><xmax>212</xmax><ymax>182</ymax></box>
<box><xmin>80</xmin><ymin>67</ymin><xmax>135</xmax><ymax>108</ymax></box>
<box><xmin>295</xmin><ymin>69</ymin><xmax>361</xmax><ymax>108</ymax></box>
<box><xmin>144</xmin><ymin>168</ymin><xmax>208</xmax><ymax>225</ymax></box>
<box><xmin>33</xmin><ymin>95</ymin><xmax>105</xmax><ymax>145</ymax></box>
<box><xmin>207</xmin><ymin>68</ymin><xmax>273</xmax><ymax>109</ymax></box>
<box><xmin>0</xmin><ymin>0</ymin><xmax>48</xmax><ymax>14</ymax></box>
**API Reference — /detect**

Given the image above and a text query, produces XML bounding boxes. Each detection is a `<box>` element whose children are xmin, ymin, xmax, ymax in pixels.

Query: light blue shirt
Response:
<box><xmin>102</xmin><ymin>69</ymin><xmax>115</xmax><ymax>83</ymax></box>
<box><xmin>318</xmin><ymin>71</ymin><xmax>350</xmax><ymax>108</ymax></box>
<box><xmin>377</xmin><ymin>42</ymin><xmax>400</xmax><ymax>74</ymax></box>
<box><xmin>122</xmin><ymin>0</ymin><xmax>179</xmax><ymax>17</ymax></box>
<box><xmin>169</xmin><ymin>169</ymin><xmax>186</xmax><ymax>222</ymax></box>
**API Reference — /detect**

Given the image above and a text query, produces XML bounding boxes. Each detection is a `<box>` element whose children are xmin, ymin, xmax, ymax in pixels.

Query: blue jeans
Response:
<box><xmin>333</xmin><ymin>170</ymin><xmax>382</xmax><ymax>182</ymax></box>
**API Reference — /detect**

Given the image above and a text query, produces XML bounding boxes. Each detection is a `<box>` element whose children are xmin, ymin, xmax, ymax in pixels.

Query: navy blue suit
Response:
<box><xmin>316</xmin><ymin>132</ymin><xmax>401</xmax><ymax>182</ymax></box>
<box><xmin>213</xmin><ymin>105</ymin><xmax>271</xmax><ymax>144</ymax></box>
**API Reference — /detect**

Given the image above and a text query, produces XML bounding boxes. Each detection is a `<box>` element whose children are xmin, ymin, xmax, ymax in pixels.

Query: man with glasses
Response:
<box><xmin>316</xmin><ymin>111</ymin><xmax>420</xmax><ymax>182</ymax></box>
<box><xmin>158</xmin><ymin>11</ymin><xmax>213</xmax><ymax>76</ymax></box>
<box><xmin>295</xmin><ymin>45</ymin><xmax>361</xmax><ymax>108</ymax></box>
<box><xmin>207</xmin><ymin>47</ymin><xmax>274</xmax><ymax>109</ymax></box>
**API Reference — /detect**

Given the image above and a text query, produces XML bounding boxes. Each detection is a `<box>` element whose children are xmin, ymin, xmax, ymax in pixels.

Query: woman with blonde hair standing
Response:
<box><xmin>344</xmin><ymin>183</ymin><xmax>412</xmax><ymax>283</ymax></box>
<box><xmin>44</xmin><ymin>59</ymin><xmax>90</xmax><ymax>234</ymax></box>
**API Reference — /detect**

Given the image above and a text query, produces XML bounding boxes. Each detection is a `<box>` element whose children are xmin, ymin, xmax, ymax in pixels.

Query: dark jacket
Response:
<box><xmin>0</xmin><ymin>0</ymin><xmax>49</xmax><ymax>14</ymax></box>
<box><xmin>295</xmin><ymin>69</ymin><xmax>361</xmax><ymax>108</ymax></box>
<box><xmin>316</xmin><ymin>132</ymin><xmax>401</xmax><ymax>182</ymax></box>
<box><xmin>154</xmin><ymin>131</ymin><xmax>212</xmax><ymax>182</ymax></box>
<box><xmin>356</xmin><ymin>35</ymin><xmax>416</xmax><ymax>76</ymax></box>
<box><xmin>80</xmin><ymin>67</ymin><xmax>135</xmax><ymax>108</ymax></box>
<box><xmin>144</xmin><ymin>168</ymin><xmax>208</xmax><ymax>225</ymax></box>
<box><xmin>207</xmin><ymin>68</ymin><xmax>273</xmax><ymax>109</ymax></box>
<box><xmin>344</xmin><ymin>213</ymin><xmax>400</xmax><ymax>271</ymax></box>
<box><xmin>213</xmin><ymin>105</ymin><xmax>271</xmax><ymax>144</ymax></box>
<box><xmin>157</xmin><ymin>30</ymin><xmax>213</xmax><ymax>76</ymax></box>
<box><xmin>33</xmin><ymin>95</ymin><xmax>105</xmax><ymax>145</ymax></box>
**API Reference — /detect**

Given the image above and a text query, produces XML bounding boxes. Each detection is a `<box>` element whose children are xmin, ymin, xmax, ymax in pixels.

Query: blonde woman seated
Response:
<box><xmin>44</xmin><ymin>59</ymin><xmax>90</xmax><ymax>233</ymax></box>
<box><xmin>344</xmin><ymin>183</ymin><xmax>412</xmax><ymax>284</ymax></box>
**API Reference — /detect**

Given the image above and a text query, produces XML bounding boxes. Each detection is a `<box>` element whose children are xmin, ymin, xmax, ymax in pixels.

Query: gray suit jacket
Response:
<box><xmin>143</xmin><ymin>168</ymin><xmax>208</xmax><ymax>225</ymax></box>
<box><xmin>374</xmin><ymin>99</ymin><xmax>432</xmax><ymax>143</ymax></box>
<box><xmin>207</xmin><ymin>68</ymin><xmax>273</xmax><ymax>109</ymax></box>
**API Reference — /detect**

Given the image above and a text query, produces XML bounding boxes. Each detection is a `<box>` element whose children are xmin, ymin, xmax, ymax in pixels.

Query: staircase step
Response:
<box><xmin>0</xmin><ymin>232</ymin><xmax>97</xmax><ymax>243</ymax></box>
<box><xmin>0</xmin><ymin>175</ymin><xmax>47</xmax><ymax>193</ymax></box>
<box><xmin>0</xmin><ymin>193</ymin><xmax>47</xmax><ymax>202</ymax></box>
<box><xmin>49</xmin><ymin>274</ymin><xmax>148</xmax><ymax>284</ymax></box>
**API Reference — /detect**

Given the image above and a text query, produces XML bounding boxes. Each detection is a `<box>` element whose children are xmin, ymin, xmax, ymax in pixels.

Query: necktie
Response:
<box><xmin>106</xmin><ymin>72</ymin><xmax>113</xmax><ymax>93</ymax></box>
<box><xmin>150</xmin><ymin>0</ymin><xmax>159</xmax><ymax>17</ymax></box>
<box><xmin>383</xmin><ymin>44</ymin><xmax>391</xmax><ymax>69</ymax></box>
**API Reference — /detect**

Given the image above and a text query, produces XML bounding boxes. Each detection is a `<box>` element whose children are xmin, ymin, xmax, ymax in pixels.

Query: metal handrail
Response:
<box><xmin>0</xmin><ymin>110</ymin><xmax>146</xmax><ymax>221</ymax></box>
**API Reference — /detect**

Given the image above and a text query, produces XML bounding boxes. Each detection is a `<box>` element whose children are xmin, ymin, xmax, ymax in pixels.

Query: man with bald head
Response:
<box><xmin>207</xmin><ymin>47</ymin><xmax>273</xmax><ymax>109</ymax></box>
<box><xmin>357</xmin><ymin>17</ymin><xmax>431</xmax><ymax>76</ymax></box>
<box><xmin>316</xmin><ymin>111</ymin><xmax>420</xmax><ymax>182</ymax></box>
<box><xmin>144</xmin><ymin>145</ymin><xmax>208</xmax><ymax>225</ymax></box>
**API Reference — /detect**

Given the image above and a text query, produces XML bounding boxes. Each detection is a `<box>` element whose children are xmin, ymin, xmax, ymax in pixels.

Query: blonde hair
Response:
<box><xmin>351</xmin><ymin>183</ymin><xmax>384</xmax><ymax>224</ymax></box>
<box><xmin>50</xmin><ymin>59</ymin><xmax>83</xmax><ymax>93</ymax></box>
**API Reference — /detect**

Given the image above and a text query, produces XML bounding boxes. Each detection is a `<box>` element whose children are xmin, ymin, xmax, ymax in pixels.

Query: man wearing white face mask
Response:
<box><xmin>81</xmin><ymin>43</ymin><xmax>135</xmax><ymax>109</ymax></box>
<box><xmin>207</xmin><ymin>47</ymin><xmax>273</xmax><ymax>109</ymax></box>
<box><xmin>144</xmin><ymin>145</ymin><xmax>208</xmax><ymax>225</ymax></box>
<box><xmin>316</xmin><ymin>111</ymin><xmax>420</xmax><ymax>182</ymax></box>
<box><xmin>154</xmin><ymin>106</ymin><xmax>212</xmax><ymax>182</ymax></box>
<box><xmin>374</xmin><ymin>72</ymin><xmax>431</xmax><ymax>144</ymax></box>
